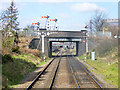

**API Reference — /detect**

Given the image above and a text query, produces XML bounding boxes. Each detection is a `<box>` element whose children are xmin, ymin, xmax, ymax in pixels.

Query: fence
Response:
<box><xmin>88</xmin><ymin>31</ymin><xmax>112</xmax><ymax>38</ymax></box>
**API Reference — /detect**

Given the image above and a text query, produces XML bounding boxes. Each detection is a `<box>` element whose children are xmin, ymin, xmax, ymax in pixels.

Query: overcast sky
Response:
<box><xmin>0</xmin><ymin>0</ymin><xmax>119</xmax><ymax>31</ymax></box>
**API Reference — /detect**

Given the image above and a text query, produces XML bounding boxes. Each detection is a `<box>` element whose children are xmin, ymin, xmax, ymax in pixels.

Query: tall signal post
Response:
<box><xmin>41</xmin><ymin>15</ymin><xmax>50</xmax><ymax>61</ymax></box>
<box><xmin>84</xmin><ymin>25</ymin><xmax>88</xmax><ymax>59</ymax></box>
<box><xmin>90</xmin><ymin>20</ymin><xmax>92</xmax><ymax>36</ymax></box>
<box><xmin>32</xmin><ymin>15</ymin><xmax>59</xmax><ymax>61</ymax></box>
<box><xmin>36</xmin><ymin>22</ymin><xmax>41</xmax><ymax>50</ymax></box>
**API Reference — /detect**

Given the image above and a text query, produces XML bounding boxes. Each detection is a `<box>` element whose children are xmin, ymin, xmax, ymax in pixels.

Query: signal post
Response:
<box><xmin>32</xmin><ymin>15</ymin><xmax>59</xmax><ymax>61</ymax></box>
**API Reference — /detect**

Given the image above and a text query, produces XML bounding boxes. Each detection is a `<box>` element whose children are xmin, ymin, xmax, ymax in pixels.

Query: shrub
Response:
<box><xmin>2</xmin><ymin>54</ymin><xmax>13</xmax><ymax>64</ymax></box>
<box><xmin>2</xmin><ymin>37</ymin><xmax>14</xmax><ymax>54</ymax></box>
<box><xmin>20</xmin><ymin>48</ymin><xmax>42</xmax><ymax>58</ymax></box>
<box><xmin>2</xmin><ymin>75</ymin><xmax>9</xmax><ymax>89</ymax></box>
<box><xmin>12</xmin><ymin>46</ymin><xmax>20</xmax><ymax>53</ymax></box>
<box><xmin>95</xmin><ymin>39</ymin><xmax>118</xmax><ymax>57</ymax></box>
<box><xmin>2</xmin><ymin>37</ymin><xmax>14</xmax><ymax>47</ymax></box>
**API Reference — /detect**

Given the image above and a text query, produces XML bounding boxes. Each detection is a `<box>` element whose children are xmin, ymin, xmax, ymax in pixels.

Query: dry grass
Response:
<box><xmin>2</xmin><ymin>36</ymin><xmax>43</xmax><ymax>88</ymax></box>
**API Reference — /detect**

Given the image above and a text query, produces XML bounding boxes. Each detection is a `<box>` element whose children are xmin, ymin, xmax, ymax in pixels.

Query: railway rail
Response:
<box><xmin>26</xmin><ymin>49</ymin><xmax>104</xmax><ymax>89</ymax></box>
<box><xmin>67</xmin><ymin>55</ymin><xmax>80</xmax><ymax>89</ymax></box>
<box><xmin>49</xmin><ymin>52</ymin><xmax>62</xmax><ymax>89</ymax></box>
<box><xmin>68</xmin><ymin>51</ymin><xmax>104</xmax><ymax>89</ymax></box>
<box><xmin>26</xmin><ymin>51</ymin><xmax>62</xmax><ymax>90</ymax></box>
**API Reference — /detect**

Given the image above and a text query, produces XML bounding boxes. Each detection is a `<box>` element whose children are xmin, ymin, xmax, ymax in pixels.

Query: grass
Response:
<box><xmin>2</xmin><ymin>53</ymin><xmax>49</xmax><ymax>88</ymax></box>
<box><xmin>78</xmin><ymin>55</ymin><xmax>118</xmax><ymax>87</ymax></box>
<box><xmin>36</xmin><ymin>60</ymin><xmax>48</xmax><ymax>67</ymax></box>
<box><xmin>2</xmin><ymin>55</ymin><xmax>36</xmax><ymax>87</ymax></box>
<box><xmin>12</xmin><ymin>53</ymin><xmax>41</xmax><ymax>65</ymax></box>
<box><xmin>52</xmin><ymin>52</ymin><xmax>56</xmax><ymax>56</ymax></box>
<box><xmin>78</xmin><ymin>55</ymin><xmax>86</xmax><ymax>60</ymax></box>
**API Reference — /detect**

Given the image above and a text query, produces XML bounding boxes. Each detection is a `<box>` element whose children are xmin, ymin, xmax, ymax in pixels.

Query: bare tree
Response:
<box><xmin>23</xmin><ymin>24</ymin><xmax>35</xmax><ymax>37</ymax></box>
<box><xmin>23</xmin><ymin>27</ymin><xmax>28</xmax><ymax>36</ymax></box>
<box><xmin>90</xmin><ymin>10</ymin><xmax>107</xmax><ymax>32</ymax></box>
<box><xmin>107</xmin><ymin>25</ymin><xmax>118</xmax><ymax>37</ymax></box>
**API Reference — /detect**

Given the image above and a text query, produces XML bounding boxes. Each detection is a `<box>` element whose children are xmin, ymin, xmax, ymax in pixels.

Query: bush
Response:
<box><xmin>2</xmin><ymin>75</ymin><xmax>9</xmax><ymax>89</ymax></box>
<box><xmin>33</xmin><ymin>50</ymin><xmax>42</xmax><ymax>58</ymax></box>
<box><xmin>2</xmin><ymin>37</ymin><xmax>14</xmax><ymax>54</ymax></box>
<box><xmin>95</xmin><ymin>39</ymin><xmax>118</xmax><ymax>57</ymax></box>
<box><xmin>2</xmin><ymin>56</ymin><xmax>37</xmax><ymax>86</ymax></box>
<box><xmin>2</xmin><ymin>54</ymin><xmax>13</xmax><ymax>64</ymax></box>
<box><xmin>20</xmin><ymin>48</ymin><xmax>42</xmax><ymax>58</ymax></box>
<box><xmin>2</xmin><ymin>37</ymin><xmax>14</xmax><ymax>48</ymax></box>
<box><xmin>12</xmin><ymin>46</ymin><xmax>20</xmax><ymax>53</ymax></box>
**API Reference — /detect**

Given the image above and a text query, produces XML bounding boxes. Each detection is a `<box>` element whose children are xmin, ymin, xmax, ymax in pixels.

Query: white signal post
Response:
<box><xmin>41</xmin><ymin>15</ymin><xmax>50</xmax><ymax>61</ymax></box>
<box><xmin>32</xmin><ymin>16</ymin><xmax>59</xmax><ymax>61</ymax></box>
<box><xmin>85</xmin><ymin>26</ymin><xmax>88</xmax><ymax>59</ymax></box>
<box><xmin>41</xmin><ymin>33</ymin><xmax>45</xmax><ymax>60</ymax></box>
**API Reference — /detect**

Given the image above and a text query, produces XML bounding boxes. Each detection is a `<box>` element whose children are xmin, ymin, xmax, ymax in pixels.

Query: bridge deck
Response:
<box><xmin>46</xmin><ymin>31</ymin><xmax>86</xmax><ymax>38</ymax></box>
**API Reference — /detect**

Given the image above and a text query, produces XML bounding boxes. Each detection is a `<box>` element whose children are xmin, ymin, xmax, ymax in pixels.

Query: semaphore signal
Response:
<box><xmin>32</xmin><ymin>23</ymin><xmax>37</xmax><ymax>25</ymax></box>
<box><xmin>42</xmin><ymin>15</ymin><xmax>50</xmax><ymax>30</ymax></box>
<box><xmin>32</xmin><ymin>15</ymin><xmax>59</xmax><ymax>31</ymax></box>
<box><xmin>42</xmin><ymin>15</ymin><xmax>50</xmax><ymax>19</ymax></box>
<box><xmin>50</xmin><ymin>18</ymin><xmax>58</xmax><ymax>30</ymax></box>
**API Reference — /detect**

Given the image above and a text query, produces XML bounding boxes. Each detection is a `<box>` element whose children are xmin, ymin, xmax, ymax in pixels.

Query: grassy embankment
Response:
<box><xmin>77</xmin><ymin>38</ymin><xmax>118</xmax><ymax>87</ymax></box>
<box><xmin>2</xmin><ymin>36</ymin><xmax>50</xmax><ymax>88</ymax></box>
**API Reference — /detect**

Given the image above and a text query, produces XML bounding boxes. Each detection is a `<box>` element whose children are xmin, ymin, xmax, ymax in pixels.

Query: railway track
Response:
<box><xmin>67</xmin><ymin>50</ymin><xmax>104</xmax><ymax>89</ymax></box>
<box><xmin>26</xmin><ymin>51</ymin><xmax>62</xmax><ymax>90</ymax></box>
<box><xmin>49</xmin><ymin>52</ymin><xmax>62</xmax><ymax>89</ymax></box>
<box><xmin>51</xmin><ymin>51</ymin><xmax>77</xmax><ymax>88</ymax></box>
<box><xmin>67</xmin><ymin>55</ymin><xmax>80</xmax><ymax>89</ymax></box>
<box><xmin>26</xmin><ymin>49</ymin><xmax>104</xmax><ymax>89</ymax></box>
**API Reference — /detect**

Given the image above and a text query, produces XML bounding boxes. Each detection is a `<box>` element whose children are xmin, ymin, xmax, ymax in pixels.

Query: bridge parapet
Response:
<box><xmin>46</xmin><ymin>31</ymin><xmax>87</xmax><ymax>38</ymax></box>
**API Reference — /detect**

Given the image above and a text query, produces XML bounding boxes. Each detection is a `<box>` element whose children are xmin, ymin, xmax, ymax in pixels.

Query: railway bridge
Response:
<box><xmin>29</xmin><ymin>30</ymin><xmax>87</xmax><ymax>58</ymax></box>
